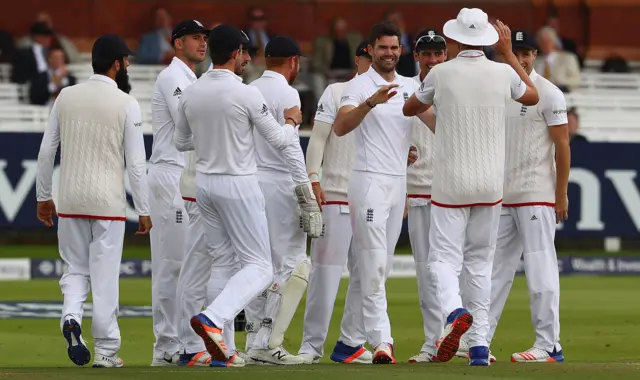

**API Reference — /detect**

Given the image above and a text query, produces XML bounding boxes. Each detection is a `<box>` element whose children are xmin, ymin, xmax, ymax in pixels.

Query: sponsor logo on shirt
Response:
<box><xmin>134</xmin><ymin>121</ymin><xmax>142</xmax><ymax>127</ymax></box>
<box><xmin>317</xmin><ymin>103</ymin><xmax>324</xmax><ymax>113</ymax></box>
<box><xmin>261</xmin><ymin>103</ymin><xmax>268</xmax><ymax>115</ymax></box>
<box><xmin>173</xmin><ymin>87</ymin><xmax>182</xmax><ymax>97</ymax></box>
<box><xmin>552</xmin><ymin>109</ymin><xmax>567</xmax><ymax>115</ymax></box>
<box><xmin>341</xmin><ymin>95</ymin><xmax>356</xmax><ymax>102</ymax></box>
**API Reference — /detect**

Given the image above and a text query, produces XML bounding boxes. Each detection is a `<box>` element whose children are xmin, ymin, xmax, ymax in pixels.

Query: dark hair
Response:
<box><xmin>92</xmin><ymin>56</ymin><xmax>123</xmax><ymax>75</ymax></box>
<box><xmin>368</xmin><ymin>22</ymin><xmax>401</xmax><ymax>47</ymax></box>
<box><xmin>210</xmin><ymin>51</ymin><xmax>234</xmax><ymax>66</ymax></box>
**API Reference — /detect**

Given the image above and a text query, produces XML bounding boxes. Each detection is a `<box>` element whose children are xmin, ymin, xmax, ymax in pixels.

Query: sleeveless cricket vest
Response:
<box><xmin>407</xmin><ymin>75</ymin><xmax>435</xmax><ymax>198</ymax></box>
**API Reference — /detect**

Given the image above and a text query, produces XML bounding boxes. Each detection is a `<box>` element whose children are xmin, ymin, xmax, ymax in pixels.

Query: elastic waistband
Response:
<box><xmin>257</xmin><ymin>167</ymin><xmax>292</xmax><ymax>179</ymax></box>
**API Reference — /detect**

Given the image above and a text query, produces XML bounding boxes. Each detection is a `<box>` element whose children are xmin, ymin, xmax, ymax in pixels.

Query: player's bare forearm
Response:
<box><xmin>334</xmin><ymin>104</ymin><xmax>370</xmax><ymax>137</ymax></box>
<box><xmin>550</xmin><ymin>124</ymin><xmax>570</xmax><ymax>198</ymax></box>
<box><xmin>416</xmin><ymin>106</ymin><xmax>435</xmax><ymax>133</ymax></box>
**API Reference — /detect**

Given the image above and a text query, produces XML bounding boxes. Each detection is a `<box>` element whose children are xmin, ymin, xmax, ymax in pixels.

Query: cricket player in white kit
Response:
<box><xmin>403</xmin><ymin>10</ymin><xmax>540</xmax><ymax>366</ymax></box>
<box><xmin>243</xmin><ymin>36</ymin><xmax>317</xmax><ymax>365</ymax></box>
<box><xmin>405</xmin><ymin>29</ymin><xmax>447</xmax><ymax>364</ymax></box>
<box><xmin>173</xmin><ymin>24</ymin><xmax>321</xmax><ymax>364</ymax></box>
<box><xmin>148</xmin><ymin>19</ymin><xmax>209</xmax><ymax>367</ymax></box>
<box><xmin>175</xmin><ymin>149</ymin><xmax>244</xmax><ymax>367</ymax></box>
<box><xmin>334</xmin><ymin>22</ymin><xmax>431</xmax><ymax>364</ymax></box>
<box><xmin>487</xmin><ymin>29</ymin><xmax>569</xmax><ymax>363</ymax></box>
<box><xmin>36</xmin><ymin>35</ymin><xmax>151</xmax><ymax>368</ymax></box>
<box><xmin>298</xmin><ymin>41</ymin><xmax>374</xmax><ymax>365</ymax></box>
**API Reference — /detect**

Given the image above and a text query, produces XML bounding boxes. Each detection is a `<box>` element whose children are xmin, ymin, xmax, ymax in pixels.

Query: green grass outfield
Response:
<box><xmin>0</xmin><ymin>245</ymin><xmax>639</xmax><ymax>379</ymax></box>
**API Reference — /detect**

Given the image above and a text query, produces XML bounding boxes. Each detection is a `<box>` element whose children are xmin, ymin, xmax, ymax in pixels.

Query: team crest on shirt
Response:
<box><xmin>403</xmin><ymin>92</ymin><xmax>409</xmax><ymax>101</ymax></box>
<box><xmin>520</xmin><ymin>105</ymin><xmax>527</xmax><ymax>116</ymax></box>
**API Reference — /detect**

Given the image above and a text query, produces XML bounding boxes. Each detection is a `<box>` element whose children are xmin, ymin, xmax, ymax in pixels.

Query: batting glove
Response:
<box><xmin>294</xmin><ymin>182</ymin><xmax>323</xmax><ymax>238</ymax></box>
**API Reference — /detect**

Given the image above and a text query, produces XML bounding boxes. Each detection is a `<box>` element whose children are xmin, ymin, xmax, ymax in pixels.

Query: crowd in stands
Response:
<box><xmin>0</xmin><ymin>7</ymin><xmax>633</xmax><ymax>140</ymax></box>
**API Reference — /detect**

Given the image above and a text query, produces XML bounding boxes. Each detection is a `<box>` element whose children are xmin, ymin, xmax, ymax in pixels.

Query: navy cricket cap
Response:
<box><xmin>512</xmin><ymin>30</ymin><xmax>537</xmax><ymax>51</ymax></box>
<box><xmin>171</xmin><ymin>20</ymin><xmax>210</xmax><ymax>43</ymax></box>
<box><xmin>208</xmin><ymin>24</ymin><xmax>250</xmax><ymax>54</ymax></box>
<box><xmin>92</xmin><ymin>34</ymin><xmax>134</xmax><ymax>62</ymax></box>
<box><xmin>356</xmin><ymin>40</ymin><xmax>371</xmax><ymax>58</ymax></box>
<box><xmin>265</xmin><ymin>36</ymin><xmax>304</xmax><ymax>58</ymax></box>
<box><xmin>414</xmin><ymin>29</ymin><xmax>446</xmax><ymax>52</ymax></box>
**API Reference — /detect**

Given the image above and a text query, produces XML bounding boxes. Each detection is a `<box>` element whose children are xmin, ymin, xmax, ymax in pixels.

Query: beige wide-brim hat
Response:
<box><xmin>443</xmin><ymin>8</ymin><xmax>498</xmax><ymax>47</ymax></box>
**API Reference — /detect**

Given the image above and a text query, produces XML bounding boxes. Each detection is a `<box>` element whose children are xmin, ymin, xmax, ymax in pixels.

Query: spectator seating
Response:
<box><xmin>1</xmin><ymin>62</ymin><xmax>639</xmax><ymax>142</ymax></box>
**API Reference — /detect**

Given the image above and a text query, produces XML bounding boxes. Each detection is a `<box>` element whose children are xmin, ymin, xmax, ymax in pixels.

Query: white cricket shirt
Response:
<box><xmin>406</xmin><ymin>73</ymin><xmax>435</xmax><ymax>202</ymax></box>
<box><xmin>250</xmin><ymin>70</ymin><xmax>307</xmax><ymax>183</ymax></box>
<box><xmin>149</xmin><ymin>57</ymin><xmax>197</xmax><ymax>169</ymax></box>
<box><xmin>307</xmin><ymin>80</ymin><xmax>355</xmax><ymax>202</ymax></box>
<box><xmin>503</xmin><ymin>69</ymin><xmax>567</xmax><ymax>207</ymax></box>
<box><xmin>173</xmin><ymin>69</ymin><xmax>305</xmax><ymax>183</ymax></box>
<box><xmin>416</xmin><ymin>50</ymin><xmax>527</xmax><ymax>207</ymax></box>
<box><xmin>36</xmin><ymin>75</ymin><xmax>150</xmax><ymax>219</ymax></box>
<box><xmin>340</xmin><ymin>65</ymin><xmax>415</xmax><ymax>176</ymax></box>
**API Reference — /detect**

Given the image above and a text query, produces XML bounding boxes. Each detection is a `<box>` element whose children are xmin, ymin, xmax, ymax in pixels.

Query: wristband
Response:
<box><xmin>365</xmin><ymin>98</ymin><xmax>376</xmax><ymax>108</ymax></box>
<box><xmin>311</xmin><ymin>181</ymin><xmax>321</xmax><ymax>187</ymax></box>
<box><xmin>286</xmin><ymin>117</ymin><xmax>298</xmax><ymax>125</ymax></box>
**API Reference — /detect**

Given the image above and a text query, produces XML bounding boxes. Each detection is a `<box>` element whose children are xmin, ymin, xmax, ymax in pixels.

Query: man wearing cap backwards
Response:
<box><xmin>36</xmin><ymin>34</ymin><xmax>151</xmax><ymax>368</ymax></box>
<box><xmin>242</xmin><ymin>35</ymin><xmax>322</xmax><ymax>365</ymax></box>
<box><xmin>297</xmin><ymin>40</ymin><xmax>374</xmax><ymax>365</ymax></box>
<box><xmin>405</xmin><ymin>28</ymin><xmax>447</xmax><ymax>364</ymax></box>
<box><xmin>332</xmin><ymin>21</ymin><xmax>434</xmax><ymax>365</ymax></box>
<box><xmin>486</xmin><ymin>29</ymin><xmax>569</xmax><ymax>363</ymax></box>
<box><xmin>148</xmin><ymin>19</ymin><xmax>209</xmax><ymax>367</ymax></box>
<box><xmin>403</xmin><ymin>8</ymin><xmax>539</xmax><ymax>366</ymax></box>
<box><xmin>173</xmin><ymin>24</ymin><xmax>320</xmax><ymax>365</ymax></box>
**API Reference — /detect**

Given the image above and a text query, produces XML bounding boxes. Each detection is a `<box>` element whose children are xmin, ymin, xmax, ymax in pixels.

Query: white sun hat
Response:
<box><xmin>443</xmin><ymin>8</ymin><xmax>499</xmax><ymax>47</ymax></box>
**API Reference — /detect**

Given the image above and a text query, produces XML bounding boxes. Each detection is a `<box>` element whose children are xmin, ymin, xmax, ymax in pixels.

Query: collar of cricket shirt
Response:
<box><xmin>262</xmin><ymin>70</ymin><xmax>289</xmax><ymax>85</ymax></box>
<box><xmin>457</xmin><ymin>50</ymin><xmax>485</xmax><ymax>59</ymax></box>
<box><xmin>88</xmin><ymin>74</ymin><xmax>117</xmax><ymax>86</ymax></box>
<box><xmin>366</xmin><ymin>64</ymin><xmax>403</xmax><ymax>88</ymax></box>
<box><xmin>529</xmin><ymin>68</ymin><xmax>539</xmax><ymax>81</ymax></box>
<box><xmin>171</xmin><ymin>56</ymin><xmax>197</xmax><ymax>81</ymax></box>
<box><xmin>208</xmin><ymin>69</ymin><xmax>243</xmax><ymax>82</ymax></box>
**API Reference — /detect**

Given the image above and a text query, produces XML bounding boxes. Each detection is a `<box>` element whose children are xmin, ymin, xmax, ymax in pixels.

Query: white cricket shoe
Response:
<box><xmin>408</xmin><ymin>351</ymin><xmax>437</xmax><ymax>363</ymax></box>
<box><xmin>455</xmin><ymin>339</ymin><xmax>497</xmax><ymax>363</ymax></box>
<box><xmin>372</xmin><ymin>343</ymin><xmax>396</xmax><ymax>364</ymax></box>
<box><xmin>248</xmin><ymin>346</ymin><xmax>304</xmax><ymax>365</ymax></box>
<box><xmin>92</xmin><ymin>353</ymin><xmax>124</xmax><ymax>368</ymax></box>
<box><xmin>151</xmin><ymin>351</ymin><xmax>180</xmax><ymax>366</ymax></box>
<box><xmin>236</xmin><ymin>351</ymin><xmax>257</xmax><ymax>365</ymax></box>
<box><xmin>298</xmin><ymin>353</ymin><xmax>320</xmax><ymax>364</ymax></box>
<box><xmin>511</xmin><ymin>347</ymin><xmax>564</xmax><ymax>363</ymax></box>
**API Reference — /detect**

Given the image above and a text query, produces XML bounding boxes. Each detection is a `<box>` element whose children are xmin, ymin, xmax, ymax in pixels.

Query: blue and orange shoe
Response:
<box><xmin>469</xmin><ymin>346</ymin><xmax>490</xmax><ymax>366</ymax></box>
<box><xmin>434</xmin><ymin>308</ymin><xmax>473</xmax><ymax>363</ymax></box>
<box><xmin>190</xmin><ymin>313</ymin><xmax>229</xmax><ymax>362</ymax></box>
<box><xmin>330</xmin><ymin>341</ymin><xmax>373</xmax><ymax>364</ymax></box>
<box><xmin>178</xmin><ymin>351</ymin><xmax>212</xmax><ymax>367</ymax></box>
<box><xmin>210</xmin><ymin>351</ymin><xmax>246</xmax><ymax>368</ymax></box>
<box><xmin>511</xmin><ymin>347</ymin><xmax>564</xmax><ymax>362</ymax></box>
<box><xmin>63</xmin><ymin>318</ymin><xmax>91</xmax><ymax>366</ymax></box>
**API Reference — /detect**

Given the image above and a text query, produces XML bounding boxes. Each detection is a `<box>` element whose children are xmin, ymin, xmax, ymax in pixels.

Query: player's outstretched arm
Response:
<box><xmin>493</xmin><ymin>20</ymin><xmax>539</xmax><ymax>106</ymax></box>
<box><xmin>404</xmin><ymin>70</ymin><xmax>436</xmax><ymax>117</ymax></box>
<box><xmin>334</xmin><ymin>84</ymin><xmax>398</xmax><ymax>136</ymax></box>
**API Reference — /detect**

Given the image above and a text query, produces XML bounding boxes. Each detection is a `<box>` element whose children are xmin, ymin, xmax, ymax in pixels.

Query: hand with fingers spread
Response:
<box><xmin>492</xmin><ymin>20</ymin><xmax>513</xmax><ymax>57</ymax></box>
<box><xmin>366</xmin><ymin>84</ymin><xmax>400</xmax><ymax>107</ymax></box>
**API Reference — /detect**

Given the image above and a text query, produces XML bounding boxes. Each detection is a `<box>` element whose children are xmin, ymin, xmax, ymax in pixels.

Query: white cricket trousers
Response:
<box><xmin>427</xmin><ymin>204</ymin><xmax>501</xmax><ymax>348</ymax></box>
<box><xmin>148</xmin><ymin>165</ymin><xmax>187</xmax><ymax>358</ymax></box>
<box><xmin>407</xmin><ymin>199</ymin><xmax>441</xmax><ymax>354</ymax></box>
<box><xmin>299</xmin><ymin>203</ymin><xmax>366</xmax><ymax>358</ymax></box>
<box><xmin>246</xmin><ymin>170</ymin><xmax>308</xmax><ymax>350</ymax></box>
<box><xmin>487</xmin><ymin>205</ymin><xmax>561</xmax><ymax>352</ymax></box>
<box><xmin>194</xmin><ymin>173</ymin><xmax>273</xmax><ymax>333</ymax></box>
<box><xmin>176</xmin><ymin>200</ymin><xmax>240</xmax><ymax>354</ymax></box>
<box><xmin>348</xmin><ymin>170</ymin><xmax>406</xmax><ymax>348</ymax></box>
<box><xmin>58</xmin><ymin>217</ymin><xmax>125</xmax><ymax>357</ymax></box>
